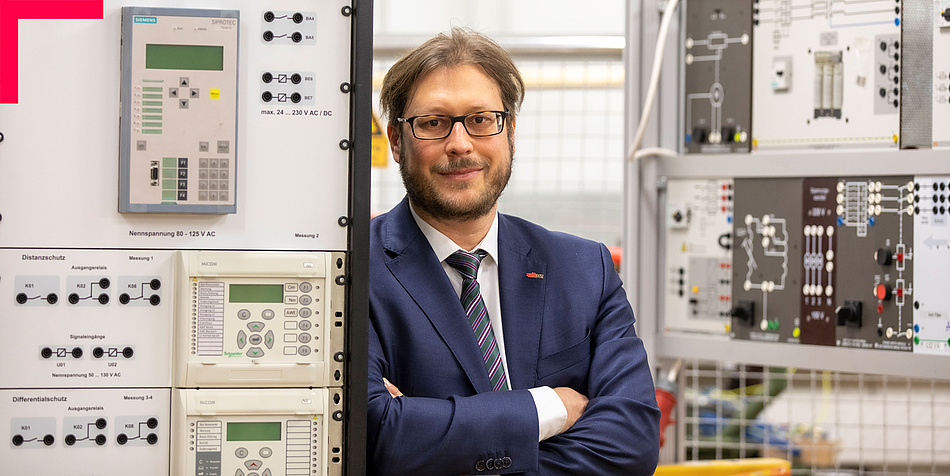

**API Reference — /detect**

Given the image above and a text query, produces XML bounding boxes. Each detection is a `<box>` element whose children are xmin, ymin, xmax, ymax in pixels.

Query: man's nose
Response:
<box><xmin>444</xmin><ymin>121</ymin><xmax>474</xmax><ymax>154</ymax></box>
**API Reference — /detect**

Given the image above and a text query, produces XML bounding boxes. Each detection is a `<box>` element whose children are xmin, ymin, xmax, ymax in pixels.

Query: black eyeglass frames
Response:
<box><xmin>395</xmin><ymin>110</ymin><xmax>509</xmax><ymax>140</ymax></box>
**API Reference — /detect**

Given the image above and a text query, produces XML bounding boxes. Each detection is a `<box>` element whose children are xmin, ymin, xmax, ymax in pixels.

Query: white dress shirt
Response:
<box><xmin>409</xmin><ymin>206</ymin><xmax>567</xmax><ymax>442</ymax></box>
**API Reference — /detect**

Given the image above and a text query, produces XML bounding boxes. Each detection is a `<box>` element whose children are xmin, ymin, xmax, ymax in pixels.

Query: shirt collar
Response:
<box><xmin>409</xmin><ymin>203</ymin><xmax>499</xmax><ymax>265</ymax></box>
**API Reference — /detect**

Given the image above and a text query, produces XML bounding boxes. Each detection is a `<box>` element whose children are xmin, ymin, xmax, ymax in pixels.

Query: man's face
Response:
<box><xmin>388</xmin><ymin>64</ymin><xmax>514</xmax><ymax>222</ymax></box>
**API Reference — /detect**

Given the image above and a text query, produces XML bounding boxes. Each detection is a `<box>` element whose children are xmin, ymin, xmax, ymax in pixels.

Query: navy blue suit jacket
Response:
<box><xmin>368</xmin><ymin>198</ymin><xmax>660</xmax><ymax>475</ymax></box>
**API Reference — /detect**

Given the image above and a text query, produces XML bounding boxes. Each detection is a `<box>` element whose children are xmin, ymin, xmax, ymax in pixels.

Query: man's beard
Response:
<box><xmin>399</xmin><ymin>138</ymin><xmax>513</xmax><ymax>222</ymax></box>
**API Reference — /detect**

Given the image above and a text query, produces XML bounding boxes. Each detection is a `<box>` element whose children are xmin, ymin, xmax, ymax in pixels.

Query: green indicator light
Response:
<box><xmin>142</xmin><ymin>108</ymin><xmax>162</xmax><ymax>113</ymax></box>
<box><xmin>142</xmin><ymin>94</ymin><xmax>163</xmax><ymax>99</ymax></box>
<box><xmin>142</xmin><ymin>101</ymin><xmax>163</xmax><ymax>106</ymax></box>
<box><xmin>914</xmin><ymin>336</ymin><xmax>920</xmax><ymax>344</ymax></box>
<box><xmin>163</xmin><ymin>157</ymin><xmax>178</xmax><ymax>167</ymax></box>
<box><xmin>142</xmin><ymin>129</ymin><xmax>162</xmax><ymax>135</ymax></box>
<box><xmin>142</xmin><ymin>115</ymin><xmax>162</xmax><ymax>121</ymax></box>
<box><xmin>141</xmin><ymin>122</ymin><xmax>162</xmax><ymax>128</ymax></box>
<box><xmin>142</xmin><ymin>87</ymin><xmax>163</xmax><ymax>92</ymax></box>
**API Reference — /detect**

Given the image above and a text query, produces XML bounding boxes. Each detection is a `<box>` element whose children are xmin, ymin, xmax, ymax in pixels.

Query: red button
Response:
<box><xmin>875</xmin><ymin>283</ymin><xmax>890</xmax><ymax>300</ymax></box>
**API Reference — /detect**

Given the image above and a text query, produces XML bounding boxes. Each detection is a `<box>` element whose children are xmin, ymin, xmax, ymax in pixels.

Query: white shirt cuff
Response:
<box><xmin>528</xmin><ymin>386</ymin><xmax>568</xmax><ymax>442</ymax></box>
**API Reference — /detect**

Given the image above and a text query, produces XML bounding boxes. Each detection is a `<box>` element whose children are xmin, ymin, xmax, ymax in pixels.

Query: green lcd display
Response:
<box><xmin>226</xmin><ymin>422</ymin><xmax>281</xmax><ymax>442</ymax></box>
<box><xmin>145</xmin><ymin>44</ymin><xmax>224</xmax><ymax>71</ymax></box>
<box><xmin>229</xmin><ymin>284</ymin><xmax>283</xmax><ymax>303</ymax></box>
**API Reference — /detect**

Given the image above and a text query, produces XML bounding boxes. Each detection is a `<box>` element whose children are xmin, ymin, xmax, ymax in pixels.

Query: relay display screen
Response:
<box><xmin>226</xmin><ymin>422</ymin><xmax>281</xmax><ymax>442</ymax></box>
<box><xmin>229</xmin><ymin>284</ymin><xmax>283</xmax><ymax>303</ymax></box>
<box><xmin>145</xmin><ymin>44</ymin><xmax>224</xmax><ymax>70</ymax></box>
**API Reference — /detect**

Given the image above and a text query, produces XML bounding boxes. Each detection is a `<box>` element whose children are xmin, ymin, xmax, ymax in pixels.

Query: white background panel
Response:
<box><xmin>0</xmin><ymin>0</ymin><xmax>353</xmax><ymax>251</ymax></box>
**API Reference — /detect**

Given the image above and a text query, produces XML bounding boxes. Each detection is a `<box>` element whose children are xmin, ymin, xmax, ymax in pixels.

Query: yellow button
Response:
<box><xmin>210</xmin><ymin>88</ymin><xmax>221</xmax><ymax>99</ymax></box>
<box><xmin>692</xmin><ymin>286</ymin><xmax>700</xmax><ymax>294</ymax></box>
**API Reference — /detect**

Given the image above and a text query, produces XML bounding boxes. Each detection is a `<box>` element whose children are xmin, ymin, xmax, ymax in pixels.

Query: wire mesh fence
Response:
<box><xmin>678</xmin><ymin>359</ymin><xmax>950</xmax><ymax>475</ymax></box>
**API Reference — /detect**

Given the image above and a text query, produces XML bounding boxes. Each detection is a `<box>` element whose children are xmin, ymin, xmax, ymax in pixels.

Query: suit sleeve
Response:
<box><xmin>367</xmin><ymin>314</ymin><xmax>541</xmax><ymax>476</ymax></box>
<box><xmin>533</xmin><ymin>244</ymin><xmax>661</xmax><ymax>475</ymax></box>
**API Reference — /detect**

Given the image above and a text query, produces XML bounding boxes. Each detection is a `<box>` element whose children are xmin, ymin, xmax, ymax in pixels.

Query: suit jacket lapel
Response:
<box><xmin>497</xmin><ymin>214</ymin><xmax>546</xmax><ymax>390</ymax></box>
<box><xmin>382</xmin><ymin>198</ymin><xmax>494</xmax><ymax>393</ymax></box>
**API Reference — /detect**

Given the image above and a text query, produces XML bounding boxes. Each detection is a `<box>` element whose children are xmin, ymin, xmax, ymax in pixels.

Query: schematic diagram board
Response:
<box><xmin>834</xmin><ymin>176</ymin><xmax>914</xmax><ymax>351</ymax></box>
<box><xmin>682</xmin><ymin>0</ymin><xmax>753</xmax><ymax>153</ymax></box>
<box><xmin>730</xmin><ymin>178</ymin><xmax>803</xmax><ymax>344</ymax></box>
<box><xmin>751</xmin><ymin>0</ymin><xmax>901</xmax><ymax>150</ymax></box>
<box><xmin>0</xmin><ymin>249</ymin><xmax>174</xmax><ymax>389</ymax></box>
<box><xmin>799</xmin><ymin>177</ymin><xmax>838</xmax><ymax>346</ymax></box>
<box><xmin>1</xmin><ymin>388</ymin><xmax>171</xmax><ymax>476</ymax></box>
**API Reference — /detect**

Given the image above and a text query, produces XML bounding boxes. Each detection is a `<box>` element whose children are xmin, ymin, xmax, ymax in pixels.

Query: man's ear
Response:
<box><xmin>387</xmin><ymin>124</ymin><xmax>401</xmax><ymax>164</ymax></box>
<box><xmin>509</xmin><ymin>116</ymin><xmax>517</xmax><ymax>155</ymax></box>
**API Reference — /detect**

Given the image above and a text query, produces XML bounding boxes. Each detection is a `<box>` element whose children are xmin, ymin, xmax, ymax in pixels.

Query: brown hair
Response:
<box><xmin>379</xmin><ymin>27</ymin><xmax>525</xmax><ymax>129</ymax></box>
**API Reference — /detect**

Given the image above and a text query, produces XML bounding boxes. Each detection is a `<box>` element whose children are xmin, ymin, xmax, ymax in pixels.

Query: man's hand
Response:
<box><xmin>383</xmin><ymin>378</ymin><xmax>403</xmax><ymax>398</ymax></box>
<box><xmin>553</xmin><ymin>387</ymin><xmax>588</xmax><ymax>433</ymax></box>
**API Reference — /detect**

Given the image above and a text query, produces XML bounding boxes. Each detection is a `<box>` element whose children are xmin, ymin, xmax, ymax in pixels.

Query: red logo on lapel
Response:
<box><xmin>525</xmin><ymin>272</ymin><xmax>544</xmax><ymax>279</ymax></box>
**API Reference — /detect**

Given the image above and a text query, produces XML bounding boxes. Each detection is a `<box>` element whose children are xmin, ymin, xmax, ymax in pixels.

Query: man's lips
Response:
<box><xmin>440</xmin><ymin>167</ymin><xmax>482</xmax><ymax>180</ymax></box>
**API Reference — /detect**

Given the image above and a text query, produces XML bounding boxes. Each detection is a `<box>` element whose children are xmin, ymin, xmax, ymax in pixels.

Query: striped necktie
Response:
<box><xmin>445</xmin><ymin>249</ymin><xmax>510</xmax><ymax>391</ymax></box>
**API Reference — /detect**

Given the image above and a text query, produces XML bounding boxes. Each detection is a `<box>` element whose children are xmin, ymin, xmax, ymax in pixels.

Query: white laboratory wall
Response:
<box><xmin>374</xmin><ymin>0</ymin><xmax>626</xmax><ymax>37</ymax></box>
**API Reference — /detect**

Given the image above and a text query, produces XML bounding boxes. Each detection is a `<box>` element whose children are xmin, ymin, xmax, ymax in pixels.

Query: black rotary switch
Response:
<box><xmin>836</xmin><ymin>300</ymin><xmax>863</xmax><ymax>327</ymax></box>
<box><xmin>730</xmin><ymin>300</ymin><xmax>755</xmax><ymax>326</ymax></box>
<box><xmin>874</xmin><ymin>248</ymin><xmax>892</xmax><ymax>266</ymax></box>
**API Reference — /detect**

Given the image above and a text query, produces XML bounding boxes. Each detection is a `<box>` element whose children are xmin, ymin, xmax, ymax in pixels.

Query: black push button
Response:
<box><xmin>475</xmin><ymin>460</ymin><xmax>486</xmax><ymax>472</ymax></box>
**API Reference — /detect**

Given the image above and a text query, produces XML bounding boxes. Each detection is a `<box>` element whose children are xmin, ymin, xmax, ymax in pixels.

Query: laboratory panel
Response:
<box><xmin>934</xmin><ymin>2</ymin><xmax>950</xmax><ymax>147</ymax></box>
<box><xmin>833</xmin><ymin>176</ymin><xmax>914</xmax><ymax>352</ymax></box>
<box><xmin>662</xmin><ymin>179</ymin><xmax>734</xmax><ymax>335</ymax></box>
<box><xmin>751</xmin><ymin>0</ymin><xmax>901</xmax><ymax>150</ymax></box>
<box><xmin>730</xmin><ymin>178</ymin><xmax>803</xmax><ymax>344</ymax></box>
<box><xmin>0</xmin><ymin>249</ymin><xmax>174</xmax><ymax>388</ymax></box>
<box><xmin>0</xmin><ymin>0</ymin><xmax>355</xmax><ymax>251</ymax></box>
<box><xmin>172</xmin><ymin>388</ymin><xmax>343</xmax><ymax>476</ymax></box>
<box><xmin>175</xmin><ymin>251</ymin><xmax>345</xmax><ymax>388</ymax></box>
<box><xmin>911</xmin><ymin>175</ymin><xmax>950</xmax><ymax>356</ymax></box>
<box><xmin>798</xmin><ymin>177</ymin><xmax>838</xmax><ymax>346</ymax></box>
<box><xmin>1</xmin><ymin>388</ymin><xmax>170</xmax><ymax>475</ymax></box>
<box><xmin>682</xmin><ymin>0</ymin><xmax>753</xmax><ymax>153</ymax></box>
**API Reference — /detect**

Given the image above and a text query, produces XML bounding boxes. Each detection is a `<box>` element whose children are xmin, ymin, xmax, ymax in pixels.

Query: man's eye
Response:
<box><xmin>471</xmin><ymin>115</ymin><xmax>487</xmax><ymax>124</ymax></box>
<box><xmin>419</xmin><ymin>118</ymin><xmax>446</xmax><ymax>128</ymax></box>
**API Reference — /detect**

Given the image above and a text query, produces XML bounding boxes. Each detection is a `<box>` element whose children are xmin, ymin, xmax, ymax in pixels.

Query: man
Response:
<box><xmin>368</xmin><ymin>28</ymin><xmax>660</xmax><ymax>475</ymax></box>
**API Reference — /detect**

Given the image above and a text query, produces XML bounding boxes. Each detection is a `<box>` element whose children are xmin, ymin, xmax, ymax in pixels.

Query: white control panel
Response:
<box><xmin>0</xmin><ymin>249</ymin><xmax>174</xmax><ymax>388</ymax></box>
<box><xmin>913</xmin><ymin>175</ymin><xmax>950</xmax><ymax>356</ymax></box>
<box><xmin>752</xmin><ymin>0</ymin><xmax>900</xmax><ymax>150</ymax></box>
<box><xmin>172</xmin><ymin>388</ymin><xmax>342</xmax><ymax>476</ymax></box>
<box><xmin>934</xmin><ymin>2</ymin><xmax>950</xmax><ymax>147</ymax></box>
<box><xmin>663</xmin><ymin>179</ymin><xmax>735</xmax><ymax>335</ymax></box>
<box><xmin>175</xmin><ymin>251</ymin><xmax>345</xmax><ymax>388</ymax></box>
<box><xmin>119</xmin><ymin>7</ymin><xmax>240</xmax><ymax>214</ymax></box>
<box><xmin>1</xmin><ymin>388</ymin><xmax>170</xmax><ymax>475</ymax></box>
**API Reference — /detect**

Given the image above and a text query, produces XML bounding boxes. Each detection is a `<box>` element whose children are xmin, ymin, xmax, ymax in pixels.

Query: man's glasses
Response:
<box><xmin>396</xmin><ymin>110</ymin><xmax>509</xmax><ymax>140</ymax></box>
